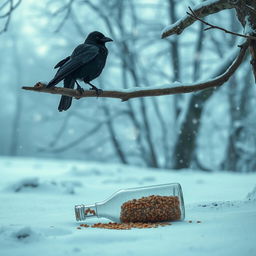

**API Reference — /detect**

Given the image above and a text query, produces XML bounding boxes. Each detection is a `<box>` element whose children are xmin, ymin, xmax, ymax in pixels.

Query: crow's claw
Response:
<box><xmin>89</xmin><ymin>85</ymin><xmax>103</xmax><ymax>97</ymax></box>
<box><xmin>75</xmin><ymin>81</ymin><xmax>84</xmax><ymax>95</ymax></box>
<box><xmin>77</xmin><ymin>86</ymin><xmax>84</xmax><ymax>95</ymax></box>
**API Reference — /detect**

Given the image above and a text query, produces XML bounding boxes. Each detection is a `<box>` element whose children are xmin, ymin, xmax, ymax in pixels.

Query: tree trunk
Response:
<box><xmin>172</xmin><ymin>89</ymin><xmax>213</xmax><ymax>169</ymax></box>
<box><xmin>172</xmin><ymin>20</ymin><xmax>205</xmax><ymax>169</ymax></box>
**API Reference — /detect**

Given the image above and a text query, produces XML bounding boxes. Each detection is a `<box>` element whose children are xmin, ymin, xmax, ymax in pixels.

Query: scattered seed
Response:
<box><xmin>79</xmin><ymin>224</ymin><xmax>89</xmax><ymax>227</ymax></box>
<box><xmin>90</xmin><ymin>222</ymin><xmax>171</xmax><ymax>230</ymax></box>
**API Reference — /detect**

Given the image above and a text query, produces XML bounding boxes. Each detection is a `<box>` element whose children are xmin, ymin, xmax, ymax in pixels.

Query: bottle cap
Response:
<box><xmin>75</xmin><ymin>205</ymin><xmax>86</xmax><ymax>221</ymax></box>
<box><xmin>75</xmin><ymin>204</ymin><xmax>97</xmax><ymax>221</ymax></box>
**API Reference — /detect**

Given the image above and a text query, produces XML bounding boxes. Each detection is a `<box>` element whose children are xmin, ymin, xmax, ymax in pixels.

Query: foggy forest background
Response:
<box><xmin>1</xmin><ymin>0</ymin><xmax>255</xmax><ymax>172</ymax></box>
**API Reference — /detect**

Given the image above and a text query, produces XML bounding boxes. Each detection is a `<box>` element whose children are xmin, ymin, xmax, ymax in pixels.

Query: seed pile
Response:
<box><xmin>78</xmin><ymin>222</ymin><xmax>171</xmax><ymax>230</ymax></box>
<box><xmin>120</xmin><ymin>195</ymin><xmax>181</xmax><ymax>223</ymax></box>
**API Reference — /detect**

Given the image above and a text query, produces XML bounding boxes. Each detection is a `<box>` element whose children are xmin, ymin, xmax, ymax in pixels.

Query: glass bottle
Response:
<box><xmin>75</xmin><ymin>183</ymin><xmax>185</xmax><ymax>223</ymax></box>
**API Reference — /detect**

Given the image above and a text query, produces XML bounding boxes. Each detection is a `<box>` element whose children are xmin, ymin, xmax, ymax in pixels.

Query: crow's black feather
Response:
<box><xmin>54</xmin><ymin>56</ymin><xmax>70</xmax><ymax>69</ymax></box>
<box><xmin>47</xmin><ymin>31</ymin><xmax>113</xmax><ymax>111</ymax></box>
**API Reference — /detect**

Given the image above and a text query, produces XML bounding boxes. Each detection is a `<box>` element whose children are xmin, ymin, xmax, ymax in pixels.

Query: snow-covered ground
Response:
<box><xmin>0</xmin><ymin>156</ymin><xmax>255</xmax><ymax>256</ymax></box>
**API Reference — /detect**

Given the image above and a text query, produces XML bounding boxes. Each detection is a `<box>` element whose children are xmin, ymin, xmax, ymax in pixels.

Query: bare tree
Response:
<box><xmin>10</xmin><ymin>34</ymin><xmax>23</xmax><ymax>156</ymax></box>
<box><xmin>0</xmin><ymin>1</ymin><xmax>23</xmax><ymax>155</ymax></box>
<box><xmin>163</xmin><ymin>0</ymin><xmax>256</xmax><ymax>169</ymax></box>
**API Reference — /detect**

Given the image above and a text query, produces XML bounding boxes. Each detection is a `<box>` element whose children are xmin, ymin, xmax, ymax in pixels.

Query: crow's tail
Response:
<box><xmin>58</xmin><ymin>78</ymin><xmax>75</xmax><ymax>112</ymax></box>
<box><xmin>58</xmin><ymin>96</ymin><xmax>73</xmax><ymax>112</ymax></box>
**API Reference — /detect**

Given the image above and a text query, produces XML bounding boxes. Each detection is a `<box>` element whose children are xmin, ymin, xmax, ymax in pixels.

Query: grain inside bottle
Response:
<box><xmin>120</xmin><ymin>195</ymin><xmax>181</xmax><ymax>223</ymax></box>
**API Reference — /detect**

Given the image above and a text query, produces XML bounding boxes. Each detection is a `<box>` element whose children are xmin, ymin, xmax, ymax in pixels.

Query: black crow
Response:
<box><xmin>47</xmin><ymin>31</ymin><xmax>113</xmax><ymax>111</ymax></box>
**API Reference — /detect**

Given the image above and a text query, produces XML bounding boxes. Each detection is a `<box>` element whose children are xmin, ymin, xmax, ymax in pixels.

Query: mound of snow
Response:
<box><xmin>12</xmin><ymin>227</ymin><xmax>41</xmax><ymax>243</ymax></box>
<box><xmin>7</xmin><ymin>177</ymin><xmax>82</xmax><ymax>194</ymax></box>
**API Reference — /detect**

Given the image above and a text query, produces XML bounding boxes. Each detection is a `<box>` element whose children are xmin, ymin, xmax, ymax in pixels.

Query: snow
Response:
<box><xmin>244</xmin><ymin>15</ymin><xmax>256</xmax><ymax>35</ymax></box>
<box><xmin>161</xmin><ymin>16</ymin><xmax>187</xmax><ymax>36</ymax></box>
<box><xmin>0</xmin><ymin>156</ymin><xmax>255</xmax><ymax>256</ymax></box>
<box><xmin>119</xmin><ymin>81</ymin><xmax>182</xmax><ymax>93</ymax></box>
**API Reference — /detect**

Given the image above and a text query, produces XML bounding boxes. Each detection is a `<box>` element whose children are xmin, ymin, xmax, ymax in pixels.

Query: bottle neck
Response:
<box><xmin>75</xmin><ymin>204</ymin><xmax>97</xmax><ymax>221</ymax></box>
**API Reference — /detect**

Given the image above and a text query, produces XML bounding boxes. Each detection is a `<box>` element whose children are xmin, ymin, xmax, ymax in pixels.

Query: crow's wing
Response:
<box><xmin>48</xmin><ymin>44</ymin><xmax>99</xmax><ymax>86</ymax></box>
<box><xmin>54</xmin><ymin>56</ymin><xmax>70</xmax><ymax>69</ymax></box>
<box><xmin>71</xmin><ymin>43</ymin><xmax>98</xmax><ymax>57</ymax></box>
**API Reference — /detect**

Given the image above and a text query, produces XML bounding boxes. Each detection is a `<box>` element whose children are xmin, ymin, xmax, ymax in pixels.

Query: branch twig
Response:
<box><xmin>0</xmin><ymin>0</ymin><xmax>22</xmax><ymax>34</ymax></box>
<box><xmin>161</xmin><ymin>0</ymin><xmax>234</xmax><ymax>38</ymax></box>
<box><xmin>22</xmin><ymin>41</ymin><xmax>249</xmax><ymax>101</ymax></box>
<box><xmin>186</xmin><ymin>7</ymin><xmax>256</xmax><ymax>41</ymax></box>
<box><xmin>53</xmin><ymin>0</ymin><xmax>74</xmax><ymax>33</ymax></box>
<box><xmin>245</xmin><ymin>4</ymin><xmax>256</xmax><ymax>15</ymax></box>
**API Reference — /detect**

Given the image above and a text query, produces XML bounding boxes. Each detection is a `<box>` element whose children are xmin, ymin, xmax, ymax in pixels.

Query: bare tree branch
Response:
<box><xmin>245</xmin><ymin>4</ymin><xmax>256</xmax><ymax>15</ymax></box>
<box><xmin>0</xmin><ymin>0</ymin><xmax>22</xmax><ymax>34</ymax></box>
<box><xmin>161</xmin><ymin>0</ymin><xmax>234</xmax><ymax>38</ymax></box>
<box><xmin>186</xmin><ymin>7</ymin><xmax>256</xmax><ymax>41</ymax></box>
<box><xmin>38</xmin><ymin>110</ymin><xmax>129</xmax><ymax>153</ymax></box>
<box><xmin>53</xmin><ymin>0</ymin><xmax>74</xmax><ymax>33</ymax></box>
<box><xmin>22</xmin><ymin>41</ymin><xmax>249</xmax><ymax>101</ymax></box>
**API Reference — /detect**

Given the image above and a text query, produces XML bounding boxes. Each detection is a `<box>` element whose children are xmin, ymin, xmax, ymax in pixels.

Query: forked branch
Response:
<box><xmin>22</xmin><ymin>41</ymin><xmax>249</xmax><ymax>101</ymax></box>
<box><xmin>186</xmin><ymin>7</ymin><xmax>256</xmax><ymax>41</ymax></box>
<box><xmin>0</xmin><ymin>0</ymin><xmax>22</xmax><ymax>34</ymax></box>
<box><xmin>161</xmin><ymin>0</ymin><xmax>234</xmax><ymax>38</ymax></box>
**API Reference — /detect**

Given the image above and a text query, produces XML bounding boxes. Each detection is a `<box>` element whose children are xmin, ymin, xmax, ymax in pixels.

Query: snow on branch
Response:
<box><xmin>22</xmin><ymin>41</ymin><xmax>249</xmax><ymax>101</ymax></box>
<box><xmin>161</xmin><ymin>0</ymin><xmax>256</xmax><ymax>81</ymax></box>
<box><xmin>161</xmin><ymin>0</ymin><xmax>235</xmax><ymax>38</ymax></box>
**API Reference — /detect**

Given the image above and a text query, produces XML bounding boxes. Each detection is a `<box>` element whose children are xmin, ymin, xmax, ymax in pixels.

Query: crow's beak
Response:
<box><xmin>101</xmin><ymin>36</ymin><xmax>113</xmax><ymax>43</ymax></box>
